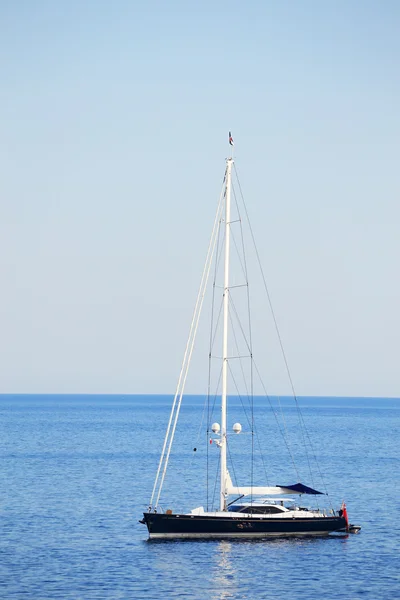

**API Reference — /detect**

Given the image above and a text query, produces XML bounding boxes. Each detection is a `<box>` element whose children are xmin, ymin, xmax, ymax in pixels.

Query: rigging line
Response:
<box><xmin>207</xmin><ymin>217</ymin><xmax>225</xmax><ymax>356</ymax></box>
<box><xmin>192</xmin><ymin>394</ymin><xmax>210</xmax><ymax>457</ymax></box>
<box><xmin>231</xmin><ymin>183</ymin><xmax>249</xmax><ymax>282</ymax></box>
<box><xmin>250</xmin><ymin>347</ymin><xmax>255</xmax><ymax>497</ymax></box>
<box><xmin>210</xmin><ymin>297</ymin><xmax>224</xmax><ymax>355</ymax></box>
<box><xmin>206</xmin><ymin>388</ymin><xmax>210</xmax><ymax>511</ymax></box>
<box><xmin>213</xmin><ymin>243</ymin><xmax>225</xmax><ymax>289</ymax></box>
<box><xmin>151</xmin><ymin>226</ymin><xmax>216</xmax><ymax>508</ymax></box>
<box><xmin>226</xmin><ymin>305</ymin><xmax>252</xmax><ymax>424</ymax></box>
<box><xmin>233</xmin><ymin>163</ymin><xmax>296</xmax><ymax>391</ymax></box>
<box><xmin>226</xmin><ymin>435</ymin><xmax>239</xmax><ymax>492</ymax></box>
<box><xmin>208</xmin><ymin>363</ymin><xmax>223</xmax><ymax>425</ymax></box>
<box><xmin>236</xmin><ymin>176</ymin><xmax>253</xmax><ymax>377</ymax></box>
<box><xmin>226</xmin><ymin>369</ymin><xmax>256</xmax><ymax>502</ymax></box>
<box><xmin>207</xmin><ymin>202</ymin><xmax>222</xmax><ymax>512</ymax></box>
<box><xmin>211</xmin><ymin>448</ymin><xmax>221</xmax><ymax>511</ymax></box>
<box><xmin>229</xmin><ymin>227</ymin><xmax>248</xmax><ymax>282</ymax></box>
<box><xmin>214</xmin><ymin>284</ymin><xmax>251</xmax><ymax>290</ymax></box>
<box><xmin>151</xmin><ymin>284</ymin><xmax>214</xmax><ymax>506</ymax></box>
<box><xmin>222</xmin><ymin>355</ymin><xmax>252</xmax><ymax>360</ymax></box>
<box><xmin>235</xmin><ymin>219</ymin><xmax>314</xmax><ymax>487</ymax></box>
<box><xmin>209</xmin><ymin>221</ymin><xmax>222</xmax><ymax>356</ymax></box>
<box><xmin>229</xmin><ymin>183</ymin><xmax>246</xmax><ymax>270</ymax></box>
<box><xmin>206</xmin><ymin>241</ymin><xmax>225</xmax><ymax>511</ymax></box>
<box><xmin>251</xmin><ymin>358</ymin><xmax>301</xmax><ymax>481</ymax></box>
<box><xmin>155</xmin><ymin>215</ymin><xmax>221</xmax><ymax>508</ymax></box>
<box><xmin>226</xmin><ymin>307</ymin><xmax>251</xmax><ymax>404</ymax></box>
<box><xmin>234</xmin><ymin>175</ymin><xmax>256</xmax><ymax>497</ymax></box>
<box><xmin>227</xmin><ymin>363</ymin><xmax>270</xmax><ymax>485</ymax></box>
<box><xmin>295</xmin><ymin>408</ymin><xmax>331</xmax><ymax>498</ymax></box>
<box><xmin>293</xmin><ymin>403</ymin><xmax>314</xmax><ymax>487</ymax></box>
<box><xmin>233</xmin><ymin>163</ymin><xmax>315</xmax><ymax>482</ymax></box>
<box><xmin>224</xmin><ymin>292</ymin><xmax>257</xmax><ymax>484</ymax></box>
<box><xmin>207</xmin><ymin>351</ymin><xmax>213</xmax><ymax>511</ymax></box>
<box><xmin>208</xmin><ymin>366</ymin><xmax>224</xmax><ymax>509</ymax></box>
<box><xmin>206</xmin><ymin>428</ymin><xmax>209</xmax><ymax>512</ymax></box>
<box><xmin>228</xmin><ymin>294</ymin><xmax>252</xmax><ymax>355</ymax></box>
<box><xmin>232</xmin><ymin>175</ymin><xmax>252</xmax><ymax>362</ymax></box>
<box><xmin>275</xmin><ymin>393</ymin><xmax>294</xmax><ymax>474</ymax></box>
<box><xmin>153</xmin><ymin>184</ymin><xmax>224</xmax><ymax>508</ymax></box>
<box><xmin>231</xmin><ymin>179</ymin><xmax>242</xmax><ymax>221</ymax></box>
<box><xmin>207</xmin><ymin>330</ymin><xmax>214</xmax><ymax>511</ymax></box>
<box><xmin>227</xmin><ymin>362</ymin><xmax>252</xmax><ymax>431</ymax></box>
<box><xmin>214</xmin><ymin>213</ymin><xmax>226</xmax><ymax>281</ymax></box>
<box><xmin>149</xmin><ymin>399</ymin><xmax>178</xmax><ymax>508</ymax></box>
<box><xmin>272</xmin><ymin>392</ymin><xmax>297</xmax><ymax>478</ymax></box>
<box><xmin>155</xmin><ymin>286</ymin><xmax>213</xmax><ymax>507</ymax></box>
<box><xmin>185</xmin><ymin>398</ymin><xmax>212</xmax><ymax>511</ymax></box>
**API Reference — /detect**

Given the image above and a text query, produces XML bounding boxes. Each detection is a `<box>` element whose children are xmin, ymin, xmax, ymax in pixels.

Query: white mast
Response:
<box><xmin>220</xmin><ymin>156</ymin><xmax>233</xmax><ymax>511</ymax></box>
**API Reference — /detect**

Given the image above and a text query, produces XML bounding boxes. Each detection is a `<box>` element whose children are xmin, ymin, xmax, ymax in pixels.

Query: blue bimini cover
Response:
<box><xmin>277</xmin><ymin>483</ymin><xmax>324</xmax><ymax>495</ymax></box>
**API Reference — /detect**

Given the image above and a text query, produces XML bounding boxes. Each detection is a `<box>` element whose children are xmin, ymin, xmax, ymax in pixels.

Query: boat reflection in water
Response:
<box><xmin>211</xmin><ymin>541</ymin><xmax>235</xmax><ymax>600</ymax></box>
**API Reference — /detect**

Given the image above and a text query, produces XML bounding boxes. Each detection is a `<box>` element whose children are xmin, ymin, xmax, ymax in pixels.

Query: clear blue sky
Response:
<box><xmin>1</xmin><ymin>0</ymin><xmax>399</xmax><ymax>396</ymax></box>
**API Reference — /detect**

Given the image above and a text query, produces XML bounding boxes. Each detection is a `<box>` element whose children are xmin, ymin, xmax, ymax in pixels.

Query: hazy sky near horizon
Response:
<box><xmin>1</xmin><ymin>1</ymin><xmax>399</xmax><ymax>396</ymax></box>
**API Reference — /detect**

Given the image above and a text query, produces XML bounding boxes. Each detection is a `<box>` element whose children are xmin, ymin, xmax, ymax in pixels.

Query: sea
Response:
<box><xmin>0</xmin><ymin>394</ymin><xmax>399</xmax><ymax>600</ymax></box>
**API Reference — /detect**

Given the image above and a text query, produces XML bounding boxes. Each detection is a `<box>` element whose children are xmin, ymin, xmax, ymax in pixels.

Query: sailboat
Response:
<box><xmin>141</xmin><ymin>136</ymin><xmax>359</xmax><ymax>539</ymax></box>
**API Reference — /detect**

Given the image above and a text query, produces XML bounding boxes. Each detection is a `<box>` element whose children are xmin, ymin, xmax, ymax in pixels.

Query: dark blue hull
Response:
<box><xmin>143</xmin><ymin>512</ymin><xmax>347</xmax><ymax>539</ymax></box>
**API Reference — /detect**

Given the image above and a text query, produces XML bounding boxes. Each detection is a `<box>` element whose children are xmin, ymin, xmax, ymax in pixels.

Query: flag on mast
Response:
<box><xmin>229</xmin><ymin>131</ymin><xmax>234</xmax><ymax>146</ymax></box>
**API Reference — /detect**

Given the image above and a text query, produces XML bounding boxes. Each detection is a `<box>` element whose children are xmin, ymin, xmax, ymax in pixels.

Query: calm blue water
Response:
<box><xmin>0</xmin><ymin>394</ymin><xmax>399</xmax><ymax>599</ymax></box>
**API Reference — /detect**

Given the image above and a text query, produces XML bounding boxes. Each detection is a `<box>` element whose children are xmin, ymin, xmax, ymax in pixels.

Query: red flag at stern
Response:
<box><xmin>341</xmin><ymin>502</ymin><xmax>349</xmax><ymax>531</ymax></box>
